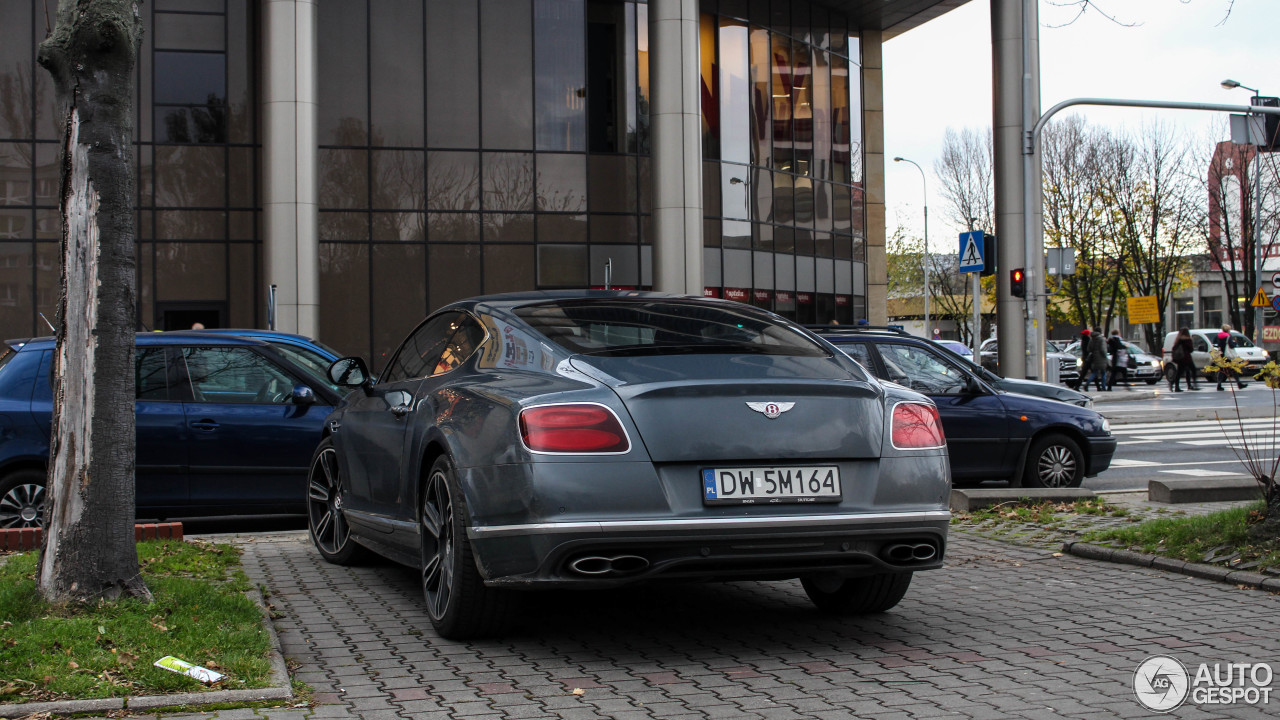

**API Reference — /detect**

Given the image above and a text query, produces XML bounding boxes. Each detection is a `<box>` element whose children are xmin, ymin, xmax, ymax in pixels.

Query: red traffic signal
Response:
<box><xmin>1010</xmin><ymin>268</ymin><xmax>1026</xmax><ymax>298</ymax></box>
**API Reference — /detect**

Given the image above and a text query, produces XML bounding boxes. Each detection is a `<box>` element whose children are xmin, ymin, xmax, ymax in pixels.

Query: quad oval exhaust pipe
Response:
<box><xmin>881</xmin><ymin>542</ymin><xmax>938</xmax><ymax>564</ymax></box>
<box><xmin>568</xmin><ymin>554</ymin><xmax>650</xmax><ymax>576</ymax></box>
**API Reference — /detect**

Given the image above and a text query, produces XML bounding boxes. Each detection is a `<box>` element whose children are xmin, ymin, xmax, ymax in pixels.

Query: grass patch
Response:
<box><xmin>0</xmin><ymin>540</ymin><xmax>274</xmax><ymax>704</ymax></box>
<box><xmin>1081</xmin><ymin>501</ymin><xmax>1280</xmax><ymax>569</ymax></box>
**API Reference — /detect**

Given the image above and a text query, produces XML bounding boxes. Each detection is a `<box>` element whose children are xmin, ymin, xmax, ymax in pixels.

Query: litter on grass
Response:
<box><xmin>153</xmin><ymin>656</ymin><xmax>224</xmax><ymax>684</ymax></box>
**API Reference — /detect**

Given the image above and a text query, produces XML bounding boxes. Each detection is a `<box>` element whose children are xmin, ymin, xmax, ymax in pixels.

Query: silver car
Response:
<box><xmin>309</xmin><ymin>291</ymin><xmax>950</xmax><ymax>638</ymax></box>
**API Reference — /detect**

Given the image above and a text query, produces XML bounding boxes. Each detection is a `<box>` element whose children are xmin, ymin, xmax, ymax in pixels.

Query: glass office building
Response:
<box><xmin>0</xmin><ymin>0</ymin><xmax>957</xmax><ymax>364</ymax></box>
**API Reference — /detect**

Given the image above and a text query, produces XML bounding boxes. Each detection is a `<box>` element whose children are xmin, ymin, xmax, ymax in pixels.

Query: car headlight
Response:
<box><xmin>1102</xmin><ymin>418</ymin><xmax>1111</xmax><ymax>434</ymax></box>
<box><xmin>1076</xmin><ymin>357</ymin><xmax>1083</xmax><ymax>368</ymax></box>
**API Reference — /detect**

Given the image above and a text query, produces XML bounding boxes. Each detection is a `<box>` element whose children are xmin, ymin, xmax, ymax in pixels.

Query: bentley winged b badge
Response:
<box><xmin>746</xmin><ymin>401</ymin><xmax>795</xmax><ymax>419</ymax></box>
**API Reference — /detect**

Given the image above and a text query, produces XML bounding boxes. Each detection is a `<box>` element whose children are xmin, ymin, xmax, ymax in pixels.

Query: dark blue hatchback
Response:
<box><xmin>0</xmin><ymin>333</ymin><xmax>343</xmax><ymax>528</ymax></box>
<box><xmin>812</xmin><ymin>328</ymin><xmax>1116</xmax><ymax>488</ymax></box>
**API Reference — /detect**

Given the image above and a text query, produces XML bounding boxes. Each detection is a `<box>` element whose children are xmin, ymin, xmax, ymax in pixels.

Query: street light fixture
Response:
<box><xmin>894</xmin><ymin>156</ymin><xmax>930</xmax><ymax>338</ymax></box>
<box><xmin>1222</xmin><ymin>78</ymin><xmax>1265</xmax><ymax>344</ymax></box>
<box><xmin>1221</xmin><ymin>79</ymin><xmax>1258</xmax><ymax>93</ymax></box>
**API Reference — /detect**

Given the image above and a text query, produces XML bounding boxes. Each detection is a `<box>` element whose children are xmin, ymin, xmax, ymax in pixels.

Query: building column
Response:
<box><xmin>649</xmin><ymin>0</ymin><xmax>703</xmax><ymax>295</ymax></box>
<box><xmin>261</xmin><ymin>0</ymin><xmax>318</xmax><ymax>336</ymax></box>
<box><xmin>862</xmin><ymin>31</ymin><xmax>887</xmax><ymax>325</ymax></box>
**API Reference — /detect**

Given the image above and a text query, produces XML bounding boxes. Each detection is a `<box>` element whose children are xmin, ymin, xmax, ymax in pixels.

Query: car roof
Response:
<box><xmin>187</xmin><ymin>328</ymin><xmax>317</xmax><ymax>342</ymax></box>
<box><xmin>7</xmin><ymin>333</ymin><xmax>270</xmax><ymax>352</ymax></box>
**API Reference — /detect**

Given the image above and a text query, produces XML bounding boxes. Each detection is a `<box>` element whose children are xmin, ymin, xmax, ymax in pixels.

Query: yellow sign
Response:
<box><xmin>1252</xmin><ymin>288</ymin><xmax>1271</xmax><ymax>307</ymax></box>
<box><xmin>1126</xmin><ymin>295</ymin><xmax>1161</xmax><ymax>324</ymax></box>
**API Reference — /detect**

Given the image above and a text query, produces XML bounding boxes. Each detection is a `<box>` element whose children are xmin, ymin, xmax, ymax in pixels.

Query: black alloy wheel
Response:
<box><xmin>419</xmin><ymin>455</ymin><xmax>518</xmax><ymax>639</ymax></box>
<box><xmin>307</xmin><ymin>438</ymin><xmax>368</xmax><ymax>565</ymax></box>
<box><xmin>0</xmin><ymin>470</ymin><xmax>46</xmax><ymax>529</ymax></box>
<box><xmin>420</xmin><ymin>462</ymin><xmax>456</xmax><ymax>621</ymax></box>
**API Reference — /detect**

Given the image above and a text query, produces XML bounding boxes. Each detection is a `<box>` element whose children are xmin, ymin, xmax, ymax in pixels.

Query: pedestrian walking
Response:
<box><xmin>1107</xmin><ymin>329</ymin><xmax>1129</xmax><ymax>389</ymax></box>
<box><xmin>1214</xmin><ymin>323</ymin><xmax>1245</xmax><ymax>391</ymax></box>
<box><xmin>1171</xmin><ymin>327</ymin><xmax>1197</xmax><ymax>392</ymax></box>
<box><xmin>1085</xmin><ymin>327</ymin><xmax>1109</xmax><ymax>391</ymax></box>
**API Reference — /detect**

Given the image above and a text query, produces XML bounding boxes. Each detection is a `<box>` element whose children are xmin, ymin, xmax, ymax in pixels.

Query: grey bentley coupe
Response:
<box><xmin>308</xmin><ymin>291</ymin><xmax>950</xmax><ymax>639</ymax></box>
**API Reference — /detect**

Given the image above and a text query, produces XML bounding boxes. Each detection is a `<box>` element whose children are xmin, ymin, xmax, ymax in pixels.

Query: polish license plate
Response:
<box><xmin>702</xmin><ymin>466</ymin><xmax>841</xmax><ymax>505</ymax></box>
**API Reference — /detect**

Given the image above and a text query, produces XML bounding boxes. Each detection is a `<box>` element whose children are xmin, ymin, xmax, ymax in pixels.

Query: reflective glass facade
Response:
<box><xmin>0</xmin><ymin>0</ymin><xmax>866</xmax><ymax>361</ymax></box>
<box><xmin>0</xmin><ymin>0</ymin><xmax>258</xmax><ymax>337</ymax></box>
<box><xmin>698</xmin><ymin>0</ymin><xmax>864</xmax><ymax>323</ymax></box>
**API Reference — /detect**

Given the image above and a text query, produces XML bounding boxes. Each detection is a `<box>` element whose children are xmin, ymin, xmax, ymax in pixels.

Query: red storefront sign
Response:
<box><xmin>796</xmin><ymin>292</ymin><xmax>813</xmax><ymax>305</ymax></box>
<box><xmin>724</xmin><ymin>288</ymin><xmax>750</xmax><ymax>302</ymax></box>
<box><xmin>835</xmin><ymin>294</ymin><xmax>851</xmax><ymax>306</ymax></box>
<box><xmin>703</xmin><ymin>287</ymin><xmax>722</xmax><ymax>298</ymax></box>
<box><xmin>1263</xmin><ymin>326</ymin><xmax>1280</xmax><ymax>343</ymax></box>
<box><xmin>753</xmin><ymin>289</ymin><xmax>772</xmax><ymax>303</ymax></box>
<box><xmin>775</xmin><ymin>291</ymin><xmax>793</xmax><ymax>304</ymax></box>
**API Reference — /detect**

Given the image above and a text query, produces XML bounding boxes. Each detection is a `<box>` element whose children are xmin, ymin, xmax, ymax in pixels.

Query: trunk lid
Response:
<box><xmin>571</xmin><ymin>354</ymin><xmax>884</xmax><ymax>462</ymax></box>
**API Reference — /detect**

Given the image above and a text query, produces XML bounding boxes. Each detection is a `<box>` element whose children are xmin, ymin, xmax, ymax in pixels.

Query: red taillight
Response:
<box><xmin>520</xmin><ymin>404</ymin><xmax>630</xmax><ymax>454</ymax></box>
<box><xmin>891</xmin><ymin>403</ymin><xmax>945</xmax><ymax>449</ymax></box>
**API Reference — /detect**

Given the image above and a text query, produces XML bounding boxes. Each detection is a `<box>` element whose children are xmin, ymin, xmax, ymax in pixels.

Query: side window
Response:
<box><xmin>183</xmin><ymin>347</ymin><xmax>298</xmax><ymax>404</ymax></box>
<box><xmin>136</xmin><ymin>348</ymin><xmax>170</xmax><ymax>401</ymax></box>
<box><xmin>381</xmin><ymin>312</ymin><xmax>464</xmax><ymax>383</ymax></box>
<box><xmin>432</xmin><ymin>315</ymin><xmax>486</xmax><ymax>376</ymax></box>
<box><xmin>879</xmin><ymin>343</ymin><xmax>969</xmax><ymax>395</ymax></box>
<box><xmin>1192</xmin><ymin>335</ymin><xmax>1209</xmax><ymax>353</ymax></box>
<box><xmin>838</xmin><ymin>343</ymin><xmax>876</xmax><ymax>375</ymax></box>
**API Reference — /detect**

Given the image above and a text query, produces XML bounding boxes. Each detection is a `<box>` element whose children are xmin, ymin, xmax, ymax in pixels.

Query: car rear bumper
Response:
<box><xmin>1086</xmin><ymin>435</ymin><xmax>1117</xmax><ymax>477</ymax></box>
<box><xmin>468</xmin><ymin>510</ymin><xmax>950</xmax><ymax>588</ymax></box>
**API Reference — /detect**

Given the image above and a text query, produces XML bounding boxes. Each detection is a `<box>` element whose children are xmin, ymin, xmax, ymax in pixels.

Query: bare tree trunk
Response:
<box><xmin>35</xmin><ymin>0</ymin><xmax>149</xmax><ymax>603</ymax></box>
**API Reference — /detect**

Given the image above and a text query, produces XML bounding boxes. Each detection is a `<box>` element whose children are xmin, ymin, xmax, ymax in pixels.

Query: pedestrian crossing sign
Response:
<box><xmin>1253</xmin><ymin>287</ymin><xmax>1270</xmax><ymax>307</ymax></box>
<box><xmin>959</xmin><ymin>231</ymin><xmax>985</xmax><ymax>273</ymax></box>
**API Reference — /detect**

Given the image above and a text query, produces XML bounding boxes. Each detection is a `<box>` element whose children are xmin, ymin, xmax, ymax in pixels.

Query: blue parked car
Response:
<box><xmin>0</xmin><ymin>332</ymin><xmax>343</xmax><ymax>528</ymax></box>
<box><xmin>812</xmin><ymin>327</ymin><xmax>1116</xmax><ymax>488</ymax></box>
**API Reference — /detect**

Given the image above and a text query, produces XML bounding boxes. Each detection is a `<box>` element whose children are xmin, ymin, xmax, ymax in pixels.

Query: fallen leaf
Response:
<box><xmin>67</xmin><ymin>661</ymin><xmax>79</xmax><ymax>669</ymax></box>
<box><xmin>572</xmin><ymin>688</ymin><xmax>585</xmax><ymax>695</ymax></box>
<box><xmin>1052</xmin><ymin>552</ymin><xmax>1063</xmax><ymax>557</ymax></box>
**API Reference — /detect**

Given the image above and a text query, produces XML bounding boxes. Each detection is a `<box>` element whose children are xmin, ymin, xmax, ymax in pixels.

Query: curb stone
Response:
<box><xmin>1062</xmin><ymin>541</ymin><xmax>1280</xmax><ymax>593</ymax></box>
<box><xmin>0</xmin><ymin>585</ymin><xmax>291</xmax><ymax>718</ymax></box>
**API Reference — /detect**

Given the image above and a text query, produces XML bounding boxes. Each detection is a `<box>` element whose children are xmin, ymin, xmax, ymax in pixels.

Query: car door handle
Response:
<box><xmin>190</xmin><ymin>420</ymin><xmax>219</xmax><ymax>431</ymax></box>
<box><xmin>389</xmin><ymin>404</ymin><xmax>412</xmax><ymax>418</ymax></box>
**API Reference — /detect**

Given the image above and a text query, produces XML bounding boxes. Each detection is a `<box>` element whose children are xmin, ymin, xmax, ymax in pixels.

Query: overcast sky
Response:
<box><xmin>882</xmin><ymin>0</ymin><xmax>1279</xmax><ymax>253</ymax></box>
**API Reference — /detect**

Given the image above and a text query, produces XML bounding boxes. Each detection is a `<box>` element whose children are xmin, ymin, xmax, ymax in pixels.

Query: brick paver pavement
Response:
<box><xmin>77</xmin><ymin>531</ymin><xmax>1279</xmax><ymax>720</ymax></box>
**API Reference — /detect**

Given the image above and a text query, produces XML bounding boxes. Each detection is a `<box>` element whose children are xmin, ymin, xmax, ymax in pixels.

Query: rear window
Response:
<box><xmin>514</xmin><ymin>299</ymin><xmax>829</xmax><ymax>358</ymax></box>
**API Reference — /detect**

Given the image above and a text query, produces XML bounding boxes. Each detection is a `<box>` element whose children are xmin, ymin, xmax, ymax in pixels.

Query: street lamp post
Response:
<box><xmin>895</xmin><ymin>157</ymin><xmax>929</xmax><ymax>338</ymax></box>
<box><xmin>1222</xmin><ymin>78</ymin><xmax>1264</xmax><ymax>344</ymax></box>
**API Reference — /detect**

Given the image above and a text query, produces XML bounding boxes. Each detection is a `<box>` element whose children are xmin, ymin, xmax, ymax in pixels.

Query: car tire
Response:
<box><xmin>1022</xmin><ymin>433</ymin><xmax>1084</xmax><ymax>489</ymax></box>
<box><xmin>420</xmin><ymin>455</ymin><xmax>519</xmax><ymax>640</ymax></box>
<box><xmin>0</xmin><ymin>469</ymin><xmax>46</xmax><ymax>529</ymax></box>
<box><xmin>306</xmin><ymin>437</ymin><xmax>371</xmax><ymax>565</ymax></box>
<box><xmin>802</xmin><ymin>572</ymin><xmax>913</xmax><ymax>615</ymax></box>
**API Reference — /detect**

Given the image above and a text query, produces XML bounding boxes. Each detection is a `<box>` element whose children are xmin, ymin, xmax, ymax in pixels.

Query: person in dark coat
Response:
<box><xmin>1085</xmin><ymin>327</ymin><xmax>1109</xmax><ymax>391</ymax></box>
<box><xmin>1171</xmin><ymin>327</ymin><xmax>1197</xmax><ymax>392</ymax></box>
<box><xmin>1107</xmin><ymin>329</ymin><xmax>1129</xmax><ymax>389</ymax></box>
<box><xmin>1214</xmin><ymin>323</ymin><xmax>1245</xmax><ymax>391</ymax></box>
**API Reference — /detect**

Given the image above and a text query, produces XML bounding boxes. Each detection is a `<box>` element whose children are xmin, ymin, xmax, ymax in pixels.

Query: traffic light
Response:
<box><xmin>1252</xmin><ymin>96</ymin><xmax>1280</xmax><ymax>152</ymax></box>
<box><xmin>980</xmin><ymin>234</ymin><xmax>996</xmax><ymax>277</ymax></box>
<box><xmin>1010</xmin><ymin>268</ymin><xmax>1025</xmax><ymax>298</ymax></box>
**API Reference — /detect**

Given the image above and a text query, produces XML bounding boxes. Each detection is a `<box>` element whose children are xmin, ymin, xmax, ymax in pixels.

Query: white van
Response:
<box><xmin>1161</xmin><ymin>328</ymin><xmax>1270</xmax><ymax>385</ymax></box>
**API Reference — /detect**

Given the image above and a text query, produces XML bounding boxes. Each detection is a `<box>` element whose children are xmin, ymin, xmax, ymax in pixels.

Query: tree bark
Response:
<box><xmin>35</xmin><ymin>0</ymin><xmax>150</xmax><ymax>603</ymax></box>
